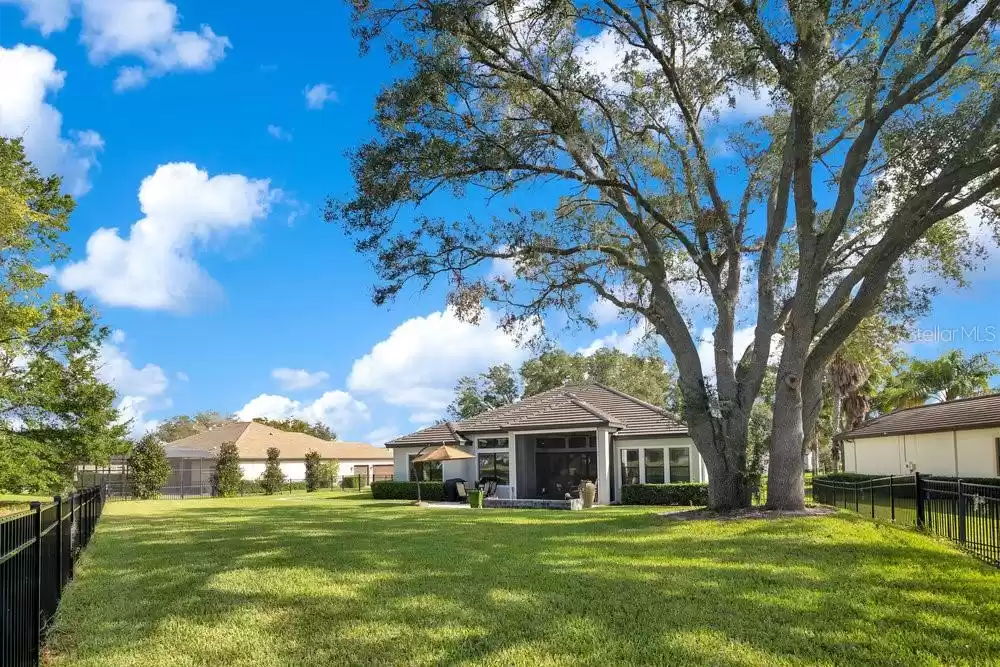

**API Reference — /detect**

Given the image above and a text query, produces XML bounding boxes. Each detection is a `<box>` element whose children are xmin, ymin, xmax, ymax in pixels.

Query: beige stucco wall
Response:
<box><xmin>845</xmin><ymin>427</ymin><xmax>999</xmax><ymax>477</ymax></box>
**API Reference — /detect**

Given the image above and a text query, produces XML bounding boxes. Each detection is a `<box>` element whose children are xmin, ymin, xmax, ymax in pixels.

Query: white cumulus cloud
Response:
<box><xmin>364</xmin><ymin>426</ymin><xmax>400</xmax><ymax>446</ymax></box>
<box><xmin>0</xmin><ymin>44</ymin><xmax>103</xmax><ymax>196</ymax></box>
<box><xmin>56</xmin><ymin>162</ymin><xmax>273</xmax><ymax>311</ymax></box>
<box><xmin>236</xmin><ymin>391</ymin><xmax>370</xmax><ymax>433</ymax></box>
<box><xmin>96</xmin><ymin>329</ymin><xmax>170</xmax><ymax>437</ymax></box>
<box><xmin>304</xmin><ymin>83</ymin><xmax>337</xmax><ymax>109</ymax></box>
<box><xmin>347</xmin><ymin>307</ymin><xmax>536</xmax><ymax>411</ymax></box>
<box><xmin>271</xmin><ymin>367</ymin><xmax>329</xmax><ymax>391</ymax></box>
<box><xmin>3</xmin><ymin>0</ymin><xmax>231</xmax><ymax>91</ymax></box>
<box><xmin>577</xmin><ymin>324</ymin><xmax>649</xmax><ymax>356</ymax></box>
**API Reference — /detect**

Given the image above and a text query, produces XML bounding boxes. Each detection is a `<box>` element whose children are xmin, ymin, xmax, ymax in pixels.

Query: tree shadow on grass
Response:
<box><xmin>46</xmin><ymin>501</ymin><xmax>1000</xmax><ymax>667</ymax></box>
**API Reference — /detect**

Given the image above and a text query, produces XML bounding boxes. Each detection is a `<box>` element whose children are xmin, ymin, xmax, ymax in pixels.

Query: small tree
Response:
<box><xmin>260</xmin><ymin>447</ymin><xmax>285</xmax><ymax>494</ymax></box>
<box><xmin>128</xmin><ymin>434</ymin><xmax>170</xmax><ymax>499</ymax></box>
<box><xmin>214</xmin><ymin>441</ymin><xmax>242</xmax><ymax>497</ymax></box>
<box><xmin>304</xmin><ymin>450</ymin><xmax>322</xmax><ymax>492</ymax></box>
<box><xmin>318</xmin><ymin>460</ymin><xmax>339</xmax><ymax>490</ymax></box>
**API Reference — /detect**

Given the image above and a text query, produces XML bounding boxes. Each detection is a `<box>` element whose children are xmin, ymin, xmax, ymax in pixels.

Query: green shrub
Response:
<box><xmin>370</xmin><ymin>480</ymin><xmax>446</xmax><ymax>501</ymax></box>
<box><xmin>340</xmin><ymin>474</ymin><xmax>363</xmax><ymax>490</ymax></box>
<box><xmin>318</xmin><ymin>461</ymin><xmax>339</xmax><ymax>489</ymax></box>
<box><xmin>620</xmin><ymin>483</ymin><xmax>709</xmax><ymax>506</ymax></box>
<box><xmin>214</xmin><ymin>442</ymin><xmax>242</xmax><ymax>498</ymax></box>
<box><xmin>239</xmin><ymin>479</ymin><xmax>262</xmax><ymax>495</ymax></box>
<box><xmin>260</xmin><ymin>447</ymin><xmax>286</xmax><ymax>495</ymax></box>
<box><xmin>304</xmin><ymin>450</ymin><xmax>322</xmax><ymax>492</ymax></box>
<box><xmin>286</xmin><ymin>481</ymin><xmax>307</xmax><ymax>491</ymax></box>
<box><xmin>127</xmin><ymin>435</ymin><xmax>169</xmax><ymax>499</ymax></box>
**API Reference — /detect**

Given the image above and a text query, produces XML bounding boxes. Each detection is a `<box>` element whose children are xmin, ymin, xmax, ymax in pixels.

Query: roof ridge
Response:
<box><xmin>563</xmin><ymin>391</ymin><xmax>618</xmax><ymax>423</ymax></box>
<box><xmin>588</xmin><ymin>381</ymin><xmax>684</xmax><ymax>423</ymax></box>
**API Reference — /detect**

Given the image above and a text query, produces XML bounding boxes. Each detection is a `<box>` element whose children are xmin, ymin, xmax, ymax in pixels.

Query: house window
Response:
<box><xmin>567</xmin><ymin>435</ymin><xmax>593</xmax><ymax>449</ymax></box>
<box><xmin>408</xmin><ymin>455</ymin><xmax>443</xmax><ymax>482</ymax></box>
<box><xmin>535</xmin><ymin>436</ymin><xmax>566</xmax><ymax>449</ymax></box>
<box><xmin>644</xmin><ymin>448</ymin><xmax>666</xmax><ymax>484</ymax></box>
<box><xmin>621</xmin><ymin>449</ymin><xmax>640</xmax><ymax>486</ymax></box>
<box><xmin>478</xmin><ymin>452</ymin><xmax>510</xmax><ymax>484</ymax></box>
<box><xmin>668</xmin><ymin>447</ymin><xmax>691</xmax><ymax>483</ymax></box>
<box><xmin>476</xmin><ymin>437</ymin><xmax>509</xmax><ymax>449</ymax></box>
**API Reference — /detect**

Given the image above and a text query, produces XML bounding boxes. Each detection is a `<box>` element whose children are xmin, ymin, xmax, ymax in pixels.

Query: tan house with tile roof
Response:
<box><xmin>385</xmin><ymin>382</ymin><xmax>705</xmax><ymax>504</ymax></box>
<box><xmin>837</xmin><ymin>394</ymin><xmax>1000</xmax><ymax>477</ymax></box>
<box><xmin>165</xmin><ymin>421</ymin><xmax>392</xmax><ymax>487</ymax></box>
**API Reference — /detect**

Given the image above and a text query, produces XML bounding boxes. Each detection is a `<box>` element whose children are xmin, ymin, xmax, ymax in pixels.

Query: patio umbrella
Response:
<box><xmin>412</xmin><ymin>444</ymin><xmax>473</xmax><ymax>503</ymax></box>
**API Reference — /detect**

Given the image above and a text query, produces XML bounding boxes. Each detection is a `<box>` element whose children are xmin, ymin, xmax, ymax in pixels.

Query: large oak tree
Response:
<box><xmin>331</xmin><ymin>0</ymin><xmax>1000</xmax><ymax>509</ymax></box>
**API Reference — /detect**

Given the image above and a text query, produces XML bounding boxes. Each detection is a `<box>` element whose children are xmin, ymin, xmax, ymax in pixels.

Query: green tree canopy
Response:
<box><xmin>260</xmin><ymin>447</ymin><xmax>286</xmax><ymax>494</ymax></box>
<box><xmin>331</xmin><ymin>0</ymin><xmax>1000</xmax><ymax>510</ymax></box>
<box><xmin>153</xmin><ymin>411</ymin><xmax>236</xmax><ymax>443</ymax></box>
<box><xmin>874</xmin><ymin>350</ymin><xmax>999</xmax><ymax>413</ymax></box>
<box><xmin>0</xmin><ymin>137</ymin><xmax>127</xmax><ymax>493</ymax></box>
<box><xmin>448</xmin><ymin>363</ymin><xmax>521</xmax><ymax>419</ymax></box>
<box><xmin>213</xmin><ymin>441</ymin><xmax>242</xmax><ymax>497</ymax></box>
<box><xmin>252</xmin><ymin>417</ymin><xmax>337</xmax><ymax>441</ymax></box>
<box><xmin>128</xmin><ymin>434</ymin><xmax>170</xmax><ymax>499</ymax></box>
<box><xmin>447</xmin><ymin>346</ymin><xmax>679</xmax><ymax>420</ymax></box>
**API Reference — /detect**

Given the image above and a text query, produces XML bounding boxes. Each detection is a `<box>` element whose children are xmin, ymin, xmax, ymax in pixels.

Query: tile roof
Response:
<box><xmin>837</xmin><ymin>393</ymin><xmax>1000</xmax><ymax>440</ymax></box>
<box><xmin>163</xmin><ymin>422</ymin><xmax>392</xmax><ymax>460</ymax></box>
<box><xmin>385</xmin><ymin>382</ymin><xmax>686</xmax><ymax>446</ymax></box>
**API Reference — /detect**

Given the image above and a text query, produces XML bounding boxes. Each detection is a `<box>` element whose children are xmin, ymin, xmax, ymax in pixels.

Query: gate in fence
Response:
<box><xmin>0</xmin><ymin>486</ymin><xmax>105</xmax><ymax>667</ymax></box>
<box><xmin>813</xmin><ymin>473</ymin><xmax>1000</xmax><ymax>566</ymax></box>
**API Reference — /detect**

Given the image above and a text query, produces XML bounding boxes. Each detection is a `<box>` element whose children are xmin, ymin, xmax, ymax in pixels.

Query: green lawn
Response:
<box><xmin>0</xmin><ymin>493</ymin><xmax>50</xmax><ymax>516</ymax></box>
<box><xmin>47</xmin><ymin>494</ymin><xmax>1000</xmax><ymax>667</ymax></box>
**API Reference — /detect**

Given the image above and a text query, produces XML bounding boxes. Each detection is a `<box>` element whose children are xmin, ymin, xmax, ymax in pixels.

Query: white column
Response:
<box><xmin>507</xmin><ymin>431</ymin><xmax>517</xmax><ymax>499</ymax></box>
<box><xmin>596</xmin><ymin>428</ymin><xmax>611</xmax><ymax>505</ymax></box>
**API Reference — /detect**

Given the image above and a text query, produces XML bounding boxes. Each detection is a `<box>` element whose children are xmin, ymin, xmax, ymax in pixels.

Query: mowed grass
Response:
<box><xmin>47</xmin><ymin>494</ymin><xmax>1000</xmax><ymax>667</ymax></box>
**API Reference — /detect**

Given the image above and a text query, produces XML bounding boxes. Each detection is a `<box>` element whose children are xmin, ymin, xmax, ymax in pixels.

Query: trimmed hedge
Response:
<box><xmin>340</xmin><ymin>475</ymin><xmax>364</xmax><ymax>491</ymax></box>
<box><xmin>370</xmin><ymin>480</ymin><xmax>446</xmax><ymax>501</ymax></box>
<box><xmin>621</xmin><ymin>482</ymin><xmax>709</xmax><ymax>506</ymax></box>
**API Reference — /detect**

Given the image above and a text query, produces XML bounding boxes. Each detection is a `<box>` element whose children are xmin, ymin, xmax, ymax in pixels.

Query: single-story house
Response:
<box><xmin>837</xmin><ymin>394</ymin><xmax>1000</xmax><ymax>477</ymax></box>
<box><xmin>164</xmin><ymin>421</ymin><xmax>393</xmax><ymax>488</ymax></box>
<box><xmin>385</xmin><ymin>382</ymin><xmax>707</xmax><ymax>504</ymax></box>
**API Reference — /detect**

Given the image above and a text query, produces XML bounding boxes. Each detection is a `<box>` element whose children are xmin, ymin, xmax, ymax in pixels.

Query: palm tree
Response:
<box><xmin>827</xmin><ymin>355</ymin><xmax>869</xmax><ymax>472</ymax></box>
<box><xmin>876</xmin><ymin>350</ymin><xmax>998</xmax><ymax>413</ymax></box>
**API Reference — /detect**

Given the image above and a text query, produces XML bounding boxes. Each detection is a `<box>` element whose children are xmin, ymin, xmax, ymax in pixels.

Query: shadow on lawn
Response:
<box><xmin>47</xmin><ymin>500</ymin><xmax>1000</xmax><ymax>667</ymax></box>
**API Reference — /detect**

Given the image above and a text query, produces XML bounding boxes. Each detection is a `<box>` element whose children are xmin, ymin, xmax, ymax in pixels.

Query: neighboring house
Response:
<box><xmin>385</xmin><ymin>382</ymin><xmax>706</xmax><ymax>504</ymax></box>
<box><xmin>837</xmin><ymin>394</ymin><xmax>1000</xmax><ymax>477</ymax></box>
<box><xmin>164</xmin><ymin>422</ymin><xmax>393</xmax><ymax>490</ymax></box>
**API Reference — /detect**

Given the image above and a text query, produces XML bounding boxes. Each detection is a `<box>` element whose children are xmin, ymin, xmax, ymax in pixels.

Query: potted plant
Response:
<box><xmin>468</xmin><ymin>489</ymin><xmax>484</xmax><ymax>508</ymax></box>
<box><xmin>581</xmin><ymin>480</ymin><xmax>596</xmax><ymax>508</ymax></box>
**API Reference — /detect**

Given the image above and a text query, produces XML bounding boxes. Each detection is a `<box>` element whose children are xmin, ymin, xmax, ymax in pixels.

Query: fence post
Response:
<box><xmin>889</xmin><ymin>476</ymin><xmax>895</xmax><ymax>522</ymax></box>
<box><xmin>854</xmin><ymin>483</ymin><xmax>859</xmax><ymax>513</ymax></box>
<box><xmin>957</xmin><ymin>479</ymin><xmax>966</xmax><ymax>544</ymax></box>
<box><xmin>914</xmin><ymin>472</ymin><xmax>925</xmax><ymax>529</ymax></box>
<box><xmin>54</xmin><ymin>495</ymin><xmax>64</xmax><ymax>594</ymax></box>
<box><xmin>30</xmin><ymin>501</ymin><xmax>43</xmax><ymax>663</ymax></box>
<box><xmin>870</xmin><ymin>479</ymin><xmax>875</xmax><ymax>518</ymax></box>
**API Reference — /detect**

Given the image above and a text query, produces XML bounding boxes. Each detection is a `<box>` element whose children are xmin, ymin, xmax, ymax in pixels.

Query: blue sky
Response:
<box><xmin>1</xmin><ymin>0</ymin><xmax>997</xmax><ymax>444</ymax></box>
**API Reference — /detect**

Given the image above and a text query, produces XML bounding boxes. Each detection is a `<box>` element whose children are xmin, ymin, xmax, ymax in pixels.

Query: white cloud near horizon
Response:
<box><xmin>271</xmin><ymin>367</ymin><xmax>329</xmax><ymax>391</ymax></box>
<box><xmin>236</xmin><ymin>391</ymin><xmax>371</xmax><ymax>433</ymax></box>
<box><xmin>304</xmin><ymin>83</ymin><xmax>337</xmax><ymax>109</ymax></box>
<box><xmin>96</xmin><ymin>329</ymin><xmax>170</xmax><ymax>437</ymax></box>
<box><xmin>3</xmin><ymin>0</ymin><xmax>230</xmax><ymax>91</ymax></box>
<box><xmin>0</xmin><ymin>44</ymin><xmax>103</xmax><ymax>196</ymax></box>
<box><xmin>364</xmin><ymin>425</ymin><xmax>400</xmax><ymax>446</ymax></box>
<box><xmin>347</xmin><ymin>307</ymin><xmax>536</xmax><ymax>412</ymax></box>
<box><xmin>56</xmin><ymin>162</ymin><xmax>274</xmax><ymax>311</ymax></box>
<box><xmin>577</xmin><ymin>324</ymin><xmax>649</xmax><ymax>356</ymax></box>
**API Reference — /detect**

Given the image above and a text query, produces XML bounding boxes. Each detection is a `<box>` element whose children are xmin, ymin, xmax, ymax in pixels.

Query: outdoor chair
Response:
<box><xmin>479</xmin><ymin>479</ymin><xmax>498</xmax><ymax>498</ymax></box>
<box><xmin>455</xmin><ymin>481</ymin><xmax>469</xmax><ymax>502</ymax></box>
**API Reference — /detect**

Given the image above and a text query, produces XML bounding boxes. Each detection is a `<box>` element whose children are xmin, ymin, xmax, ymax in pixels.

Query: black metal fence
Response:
<box><xmin>813</xmin><ymin>474</ymin><xmax>1000</xmax><ymax>566</ymax></box>
<box><xmin>1</xmin><ymin>486</ymin><xmax>105</xmax><ymax>667</ymax></box>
